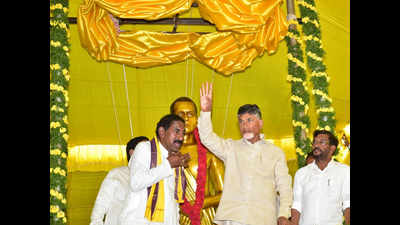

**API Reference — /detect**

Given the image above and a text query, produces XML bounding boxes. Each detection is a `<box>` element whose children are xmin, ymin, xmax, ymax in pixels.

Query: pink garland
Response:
<box><xmin>180</xmin><ymin>127</ymin><xmax>207</xmax><ymax>225</ymax></box>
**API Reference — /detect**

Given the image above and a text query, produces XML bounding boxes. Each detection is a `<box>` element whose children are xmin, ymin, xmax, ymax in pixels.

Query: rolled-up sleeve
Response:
<box><xmin>129</xmin><ymin>141</ymin><xmax>174</xmax><ymax>192</ymax></box>
<box><xmin>291</xmin><ymin>170</ymin><xmax>303</xmax><ymax>213</ymax></box>
<box><xmin>342</xmin><ymin>167</ymin><xmax>350</xmax><ymax>210</ymax></box>
<box><xmin>274</xmin><ymin>152</ymin><xmax>293</xmax><ymax>218</ymax></box>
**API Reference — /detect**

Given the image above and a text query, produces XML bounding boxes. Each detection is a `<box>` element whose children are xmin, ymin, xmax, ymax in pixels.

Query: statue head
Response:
<box><xmin>170</xmin><ymin>97</ymin><xmax>198</xmax><ymax>139</ymax></box>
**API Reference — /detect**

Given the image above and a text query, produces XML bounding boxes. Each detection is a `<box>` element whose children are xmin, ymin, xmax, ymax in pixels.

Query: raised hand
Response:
<box><xmin>200</xmin><ymin>82</ymin><xmax>213</xmax><ymax>112</ymax></box>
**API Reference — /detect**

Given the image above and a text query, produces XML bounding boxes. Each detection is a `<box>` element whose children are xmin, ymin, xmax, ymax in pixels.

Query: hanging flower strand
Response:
<box><xmin>297</xmin><ymin>0</ymin><xmax>337</xmax><ymax>140</ymax></box>
<box><xmin>50</xmin><ymin>0</ymin><xmax>70</xmax><ymax>225</ymax></box>
<box><xmin>285</xmin><ymin>16</ymin><xmax>312</xmax><ymax>168</ymax></box>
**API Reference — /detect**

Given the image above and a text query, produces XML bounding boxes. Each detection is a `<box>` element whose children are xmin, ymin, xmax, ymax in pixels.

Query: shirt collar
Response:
<box><xmin>242</xmin><ymin>133</ymin><xmax>266</xmax><ymax>145</ymax></box>
<box><xmin>311</xmin><ymin>159</ymin><xmax>335</xmax><ymax>172</ymax></box>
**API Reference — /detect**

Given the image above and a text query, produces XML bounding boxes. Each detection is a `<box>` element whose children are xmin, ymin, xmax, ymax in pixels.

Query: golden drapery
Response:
<box><xmin>67</xmin><ymin>145</ymin><xmax>127</xmax><ymax>172</ymax></box>
<box><xmin>77</xmin><ymin>0</ymin><xmax>288</xmax><ymax>75</ymax></box>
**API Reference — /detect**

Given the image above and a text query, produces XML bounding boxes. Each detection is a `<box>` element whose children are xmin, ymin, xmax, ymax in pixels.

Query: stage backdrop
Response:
<box><xmin>64</xmin><ymin>0</ymin><xmax>349</xmax><ymax>225</ymax></box>
<box><xmin>66</xmin><ymin>0</ymin><xmax>349</xmax><ymax>147</ymax></box>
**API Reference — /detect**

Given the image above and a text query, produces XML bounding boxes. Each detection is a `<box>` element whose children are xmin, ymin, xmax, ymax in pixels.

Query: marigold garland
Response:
<box><xmin>180</xmin><ymin>128</ymin><xmax>207</xmax><ymax>225</ymax></box>
<box><xmin>286</xmin><ymin>0</ymin><xmax>340</xmax><ymax>168</ymax></box>
<box><xmin>297</xmin><ymin>0</ymin><xmax>337</xmax><ymax>141</ymax></box>
<box><xmin>285</xmin><ymin>18</ymin><xmax>312</xmax><ymax>168</ymax></box>
<box><xmin>50</xmin><ymin>0</ymin><xmax>70</xmax><ymax>225</ymax></box>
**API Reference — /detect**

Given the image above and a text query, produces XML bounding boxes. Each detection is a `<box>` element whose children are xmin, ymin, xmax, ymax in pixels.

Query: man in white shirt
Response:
<box><xmin>119</xmin><ymin>114</ymin><xmax>191</xmax><ymax>225</ymax></box>
<box><xmin>291</xmin><ymin>130</ymin><xmax>350</xmax><ymax>225</ymax></box>
<box><xmin>89</xmin><ymin>136</ymin><xmax>149</xmax><ymax>225</ymax></box>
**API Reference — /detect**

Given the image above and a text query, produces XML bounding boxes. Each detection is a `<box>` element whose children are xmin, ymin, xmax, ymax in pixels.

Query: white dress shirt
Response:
<box><xmin>292</xmin><ymin>160</ymin><xmax>350</xmax><ymax>225</ymax></box>
<box><xmin>119</xmin><ymin>140</ymin><xmax>179</xmax><ymax>225</ymax></box>
<box><xmin>89</xmin><ymin>166</ymin><xmax>130</xmax><ymax>225</ymax></box>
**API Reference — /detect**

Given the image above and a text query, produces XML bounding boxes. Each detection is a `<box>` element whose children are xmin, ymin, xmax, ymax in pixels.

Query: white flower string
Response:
<box><xmin>211</xmin><ymin>69</ymin><xmax>215</xmax><ymax>84</ymax></box>
<box><xmin>185</xmin><ymin>57</ymin><xmax>189</xmax><ymax>96</ymax></box>
<box><xmin>190</xmin><ymin>59</ymin><xmax>195</xmax><ymax>98</ymax></box>
<box><xmin>222</xmin><ymin>73</ymin><xmax>234</xmax><ymax>137</ymax></box>
<box><xmin>123</xmin><ymin>64</ymin><xmax>134</xmax><ymax>138</ymax></box>
<box><xmin>107</xmin><ymin>63</ymin><xmax>123</xmax><ymax>146</ymax></box>
<box><xmin>189</xmin><ymin>8</ymin><xmax>195</xmax><ymax>98</ymax></box>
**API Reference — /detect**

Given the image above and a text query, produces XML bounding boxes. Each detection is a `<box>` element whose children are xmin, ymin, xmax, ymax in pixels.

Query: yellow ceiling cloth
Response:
<box><xmin>77</xmin><ymin>0</ymin><xmax>288</xmax><ymax>75</ymax></box>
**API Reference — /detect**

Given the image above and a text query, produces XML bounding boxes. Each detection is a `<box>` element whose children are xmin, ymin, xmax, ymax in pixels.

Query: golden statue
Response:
<box><xmin>170</xmin><ymin>97</ymin><xmax>225</xmax><ymax>225</ymax></box>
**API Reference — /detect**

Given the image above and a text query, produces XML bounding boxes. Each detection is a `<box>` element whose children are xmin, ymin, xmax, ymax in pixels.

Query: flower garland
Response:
<box><xmin>180</xmin><ymin>128</ymin><xmax>207</xmax><ymax>225</ymax></box>
<box><xmin>50</xmin><ymin>0</ymin><xmax>70</xmax><ymax>225</ymax></box>
<box><xmin>297</xmin><ymin>0</ymin><xmax>337</xmax><ymax>140</ymax></box>
<box><xmin>285</xmin><ymin>17</ymin><xmax>313</xmax><ymax>168</ymax></box>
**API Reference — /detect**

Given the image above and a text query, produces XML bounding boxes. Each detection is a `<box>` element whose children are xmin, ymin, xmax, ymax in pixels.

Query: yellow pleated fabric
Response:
<box><xmin>77</xmin><ymin>0</ymin><xmax>288</xmax><ymax>75</ymax></box>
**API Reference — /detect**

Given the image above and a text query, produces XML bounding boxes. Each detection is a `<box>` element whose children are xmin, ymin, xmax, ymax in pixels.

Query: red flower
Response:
<box><xmin>181</xmin><ymin>127</ymin><xmax>207</xmax><ymax>225</ymax></box>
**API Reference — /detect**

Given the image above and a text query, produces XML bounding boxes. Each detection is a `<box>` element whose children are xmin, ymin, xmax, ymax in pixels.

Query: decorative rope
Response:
<box><xmin>211</xmin><ymin>69</ymin><xmax>215</xmax><ymax>84</ymax></box>
<box><xmin>185</xmin><ymin>57</ymin><xmax>189</xmax><ymax>96</ymax></box>
<box><xmin>106</xmin><ymin>63</ymin><xmax>123</xmax><ymax>146</ymax></box>
<box><xmin>190</xmin><ymin>9</ymin><xmax>195</xmax><ymax>98</ymax></box>
<box><xmin>185</xmin><ymin>10</ymin><xmax>192</xmax><ymax>97</ymax></box>
<box><xmin>222</xmin><ymin>73</ymin><xmax>234</xmax><ymax>137</ymax></box>
<box><xmin>190</xmin><ymin>60</ymin><xmax>195</xmax><ymax>98</ymax></box>
<box><xmin>122</xmin><ymin>64</ymin><xmax>134</xmax><ymax>138</ymax></box>
<box><xmin>50</xmin><ymin>0</ymin><xmax>69</xmax><ymax>224</ymax></box>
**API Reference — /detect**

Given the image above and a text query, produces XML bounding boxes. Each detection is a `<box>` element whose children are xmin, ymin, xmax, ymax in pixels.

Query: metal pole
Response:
<box><xmin>286</xmin><ymin>0</ymin><xmax>298</xmax><ymax>46</ymax></box>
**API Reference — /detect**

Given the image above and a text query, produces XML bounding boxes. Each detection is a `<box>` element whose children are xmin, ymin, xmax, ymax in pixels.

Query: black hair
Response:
<box><xmin>170</xmin><ymin>96</ymin><xmax>198</xmax><ymax>115</ymax></box>
<box><xmin>237</xmin><ymin>104</ymin><xmax>262</xmax><ymax>119</ymax></box>
<box><xmin>126</xmin><ymin>136</ymin><xmax>149</xmax><ymax>162</ymax></box>
<box><xmin>313</xmin><ymin>130</ymin><xmax>339</xmax><ymax>148</ymax></box>
<box><xmin>155</xmin><ymin>114</ymin><xmax>185</xmax><ymax>138</ymax></box>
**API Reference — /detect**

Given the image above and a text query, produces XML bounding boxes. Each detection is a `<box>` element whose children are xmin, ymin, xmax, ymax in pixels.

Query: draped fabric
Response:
<box><xmin>67</xmin><ymin>145</ymin><xmax>127</xmax><ymax>172</ymax></box>
<box><xmin>77</xmin><ymin>0</ymin><xmax>288</xmax><ymax>75</ymax></box>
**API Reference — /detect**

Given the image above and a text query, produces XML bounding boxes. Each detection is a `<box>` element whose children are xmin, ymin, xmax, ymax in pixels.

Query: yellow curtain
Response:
<box><xmin>67</xmin><ymin>171</ymin><xmax>108</xmax><ymax>225</ymax></box>
<box><xmin>77</xmin><ymin>0</ymin><xmax>288</xmax><ymax>75</ymax></box>
<box><xmin>67</xmin><ymin>145</ymin><xmax>127</xmax><ymax>172</ymax></box>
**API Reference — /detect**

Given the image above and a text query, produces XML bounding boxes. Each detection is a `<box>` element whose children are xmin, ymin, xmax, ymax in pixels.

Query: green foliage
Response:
<box><xmin>50</xmin><ymin>0</ymin><xmax>70</xmax><ymax>225</ymax></box>
<box><xmin>298</xmin><ymin>0</ymin><xmax>337</xmax><ymax>141</ymax></box>
<box><xmin>285</xmin><ymin>26</ymin><xmax>312</xmax><ymax>169</ymax></box>
<box><xmin>286</xmin><ymin>0</ymin><xmax>340</xmax><ymax>169</ymax></box>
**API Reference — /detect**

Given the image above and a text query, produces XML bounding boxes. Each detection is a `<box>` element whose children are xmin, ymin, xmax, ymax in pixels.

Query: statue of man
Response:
<box><xmin>170</xmin><ymin>97</ymin><xmax>225</xmax><ymax>225</ymax></box>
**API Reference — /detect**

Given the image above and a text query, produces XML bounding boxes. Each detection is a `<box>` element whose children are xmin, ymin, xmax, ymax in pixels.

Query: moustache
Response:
<box><xmin>312</xmin><ymin>147</ymin><xmax>321</xmax><ymax>152</ymax></box>
<box><xmin>174</xmin><ymin>140</ymin><xmax>183</xmax><ymax>145</ymax></box>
